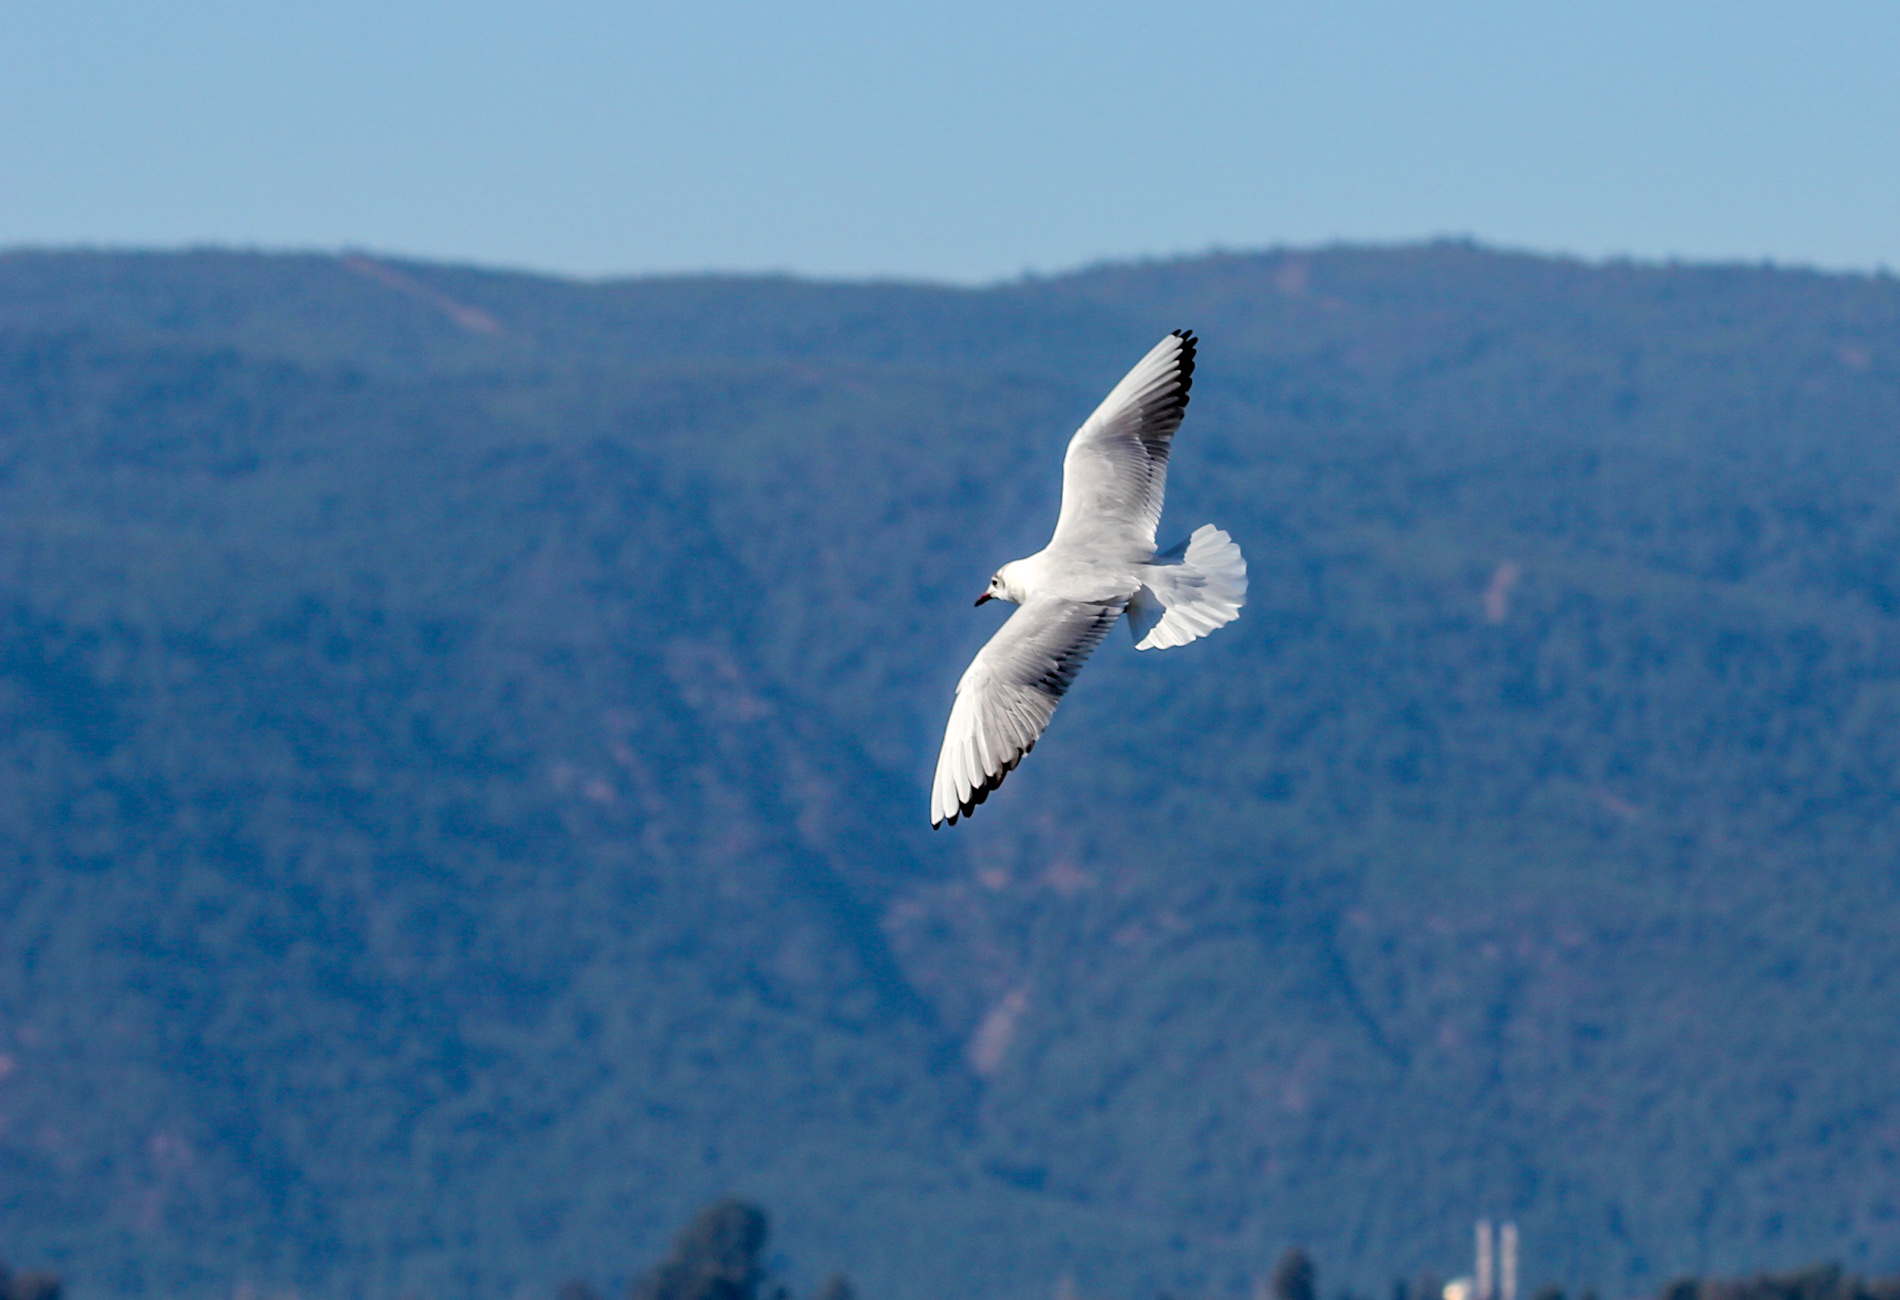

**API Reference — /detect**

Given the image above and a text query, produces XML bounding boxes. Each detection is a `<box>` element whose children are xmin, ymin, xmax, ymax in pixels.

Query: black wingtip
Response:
<box><xmin>1147</xmin><ymin>326</ymin><xmax>1193</xmax><ymax>408</ymax></box>
<box><xmin>1171</xmin><ymin>329</ymin><xmax>1197</xmax><ymax>400</ymax></box>
<box><xmin>947</xmin><ymin>753</ymin><xmax>1026</xmax><ymax>825</ymax></box>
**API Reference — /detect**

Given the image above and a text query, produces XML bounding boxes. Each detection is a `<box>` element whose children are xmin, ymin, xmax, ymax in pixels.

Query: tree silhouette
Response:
<box><xmin>0</xmin><ymin>1259</ymin><xmax>64</xmax><ymax>1300</ymax></box>
<box><xmin>1273</xmin><ymin>1249</ymin><xmax>1317</xmax><ymax>1300</ymax></box>
<box><xmin>629</xmin><ymin>1199</ymin><xmax>770</xmax><ymax>1300</ymax></box>
<box><xmin>813</xmin><ymin>1277</ymin><xmax>856</xmax><ymax>1300</ymax></box>
<box><xmin>6</xmin><ymin>1275</ymin><xmax>64</xmax><ymax>1300</ymax></box>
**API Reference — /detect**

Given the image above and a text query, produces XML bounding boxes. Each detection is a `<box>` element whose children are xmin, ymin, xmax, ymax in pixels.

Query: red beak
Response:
<box><xmin>974</xmin><ymin>592</ymin><xmax>993</xmax><ymax>606</ymax></box>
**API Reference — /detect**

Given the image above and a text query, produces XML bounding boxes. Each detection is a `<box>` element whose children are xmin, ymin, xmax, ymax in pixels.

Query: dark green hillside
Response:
<box><xmin>2</xmin><ymin>245</ymin><xmax>1900</xmax><ymax>1299</ymax></box>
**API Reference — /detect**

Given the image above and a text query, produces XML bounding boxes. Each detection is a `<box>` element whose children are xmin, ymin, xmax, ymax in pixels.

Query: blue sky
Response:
<box><xmin>3</xmin><ymin>1</ymin><xmax>1896</xmax><ymax>282</ymax></box>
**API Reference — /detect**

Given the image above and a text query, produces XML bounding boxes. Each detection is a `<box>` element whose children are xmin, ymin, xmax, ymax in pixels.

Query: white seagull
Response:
<box><xmin>930</xmin><ymin>330</ymin><xmax>1246</xmax><ymax>827</ymax></box>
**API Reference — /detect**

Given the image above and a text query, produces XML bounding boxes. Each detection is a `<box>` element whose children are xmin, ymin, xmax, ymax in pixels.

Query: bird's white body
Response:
<box><xmin>931</xmin><ymin>331</ymin><xmax>1246</xmax><ymax>827</ymax></box>
<box><xmin>986</xmin><ymin>551</ymin><xmax>1130</xmax><ymax>607</ymax></box>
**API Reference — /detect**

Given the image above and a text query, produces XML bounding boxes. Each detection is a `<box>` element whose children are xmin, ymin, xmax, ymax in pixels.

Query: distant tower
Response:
<box><xmin>1500</xmin><ymin>1223</ymin><xmax>1518</xmax><ymax>1300</ymax></box>
<box><xmin>1475</xmin><ymin>1219</ymin><xmax>1494</xmax><ymax>1300</ymax></box>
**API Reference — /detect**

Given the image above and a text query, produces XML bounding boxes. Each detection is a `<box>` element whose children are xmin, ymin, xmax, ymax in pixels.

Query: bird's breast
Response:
<box><xmin>1022</xmin><ymin>549</ymin><xmax>1141</xmax><ymax>606</ymax></box>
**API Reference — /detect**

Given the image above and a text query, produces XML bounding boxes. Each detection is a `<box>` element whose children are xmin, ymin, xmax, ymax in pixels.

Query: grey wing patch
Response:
<box><xmin>930</xmin><ymin>598</ymin><xmax>1123</xmax><ymax>827</ymax></box>
<box><xmin>1050</xmin><ymin>329</ymin><xmax>1196</xmax><ymax>553</ymax></box>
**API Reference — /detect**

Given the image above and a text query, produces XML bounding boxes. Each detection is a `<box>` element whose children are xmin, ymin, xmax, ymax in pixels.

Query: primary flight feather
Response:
<box><xmin>930</xmin><ymin>330</ymin><xmax>1247</xmax><ymax>827</ymax></box>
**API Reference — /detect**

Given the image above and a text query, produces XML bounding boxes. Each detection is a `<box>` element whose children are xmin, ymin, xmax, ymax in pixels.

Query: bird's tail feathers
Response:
<box><xmin>1128</xmin><ymin>524</ymin><xmax>1247</xmax><ymax>650</ymax></box>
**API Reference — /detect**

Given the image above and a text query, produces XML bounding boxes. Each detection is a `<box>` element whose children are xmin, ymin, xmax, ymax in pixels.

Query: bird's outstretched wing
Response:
<box><xmin>1048</xmin><ymin>329</ymin><xmax>1196</xmax><ymax>556</ymax></box>
<box><xmin>931</xmin><ymin>597</ymin><xmax>1123</xmax><ymax>827</ymax></box>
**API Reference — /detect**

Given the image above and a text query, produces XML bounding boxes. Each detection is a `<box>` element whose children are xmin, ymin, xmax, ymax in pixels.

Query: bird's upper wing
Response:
<box><xmin>1048</xmin><ymin>329</ymin><xmax>1196</xmax><ymax>556</ymax></box>
<box><xmin>931</xmin><ymin>596</ymin><xmax>1123</xmax><ymax>827</ymax></box>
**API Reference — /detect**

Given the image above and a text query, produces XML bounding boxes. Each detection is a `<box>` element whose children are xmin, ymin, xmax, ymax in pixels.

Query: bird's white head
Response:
<box><xmin>974</xmin><ymin>561</ymin><xmax>1028</xmax><ymax>607</ymax></box>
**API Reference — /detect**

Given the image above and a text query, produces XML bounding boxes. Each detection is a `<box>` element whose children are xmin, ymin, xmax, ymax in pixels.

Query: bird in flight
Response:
<box><xmin>930</xmin><ymin>330</ymin><xmax>1246</xmax><ymax>827</ymax></box>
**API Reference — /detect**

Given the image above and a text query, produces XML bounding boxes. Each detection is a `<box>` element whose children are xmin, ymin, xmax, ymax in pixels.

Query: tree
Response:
<box><xmin>814</xmin><ymin>1277</ymin><xmax>856</xmax><ymax>1300</ymax></box>
<box><xmin>1273</xmin><ymin>1249</ymin><xmax>1317</xmax><ymax>1300</ymax></box>
<box><xmin>629</xmin><ymin>1199</ymin><xmax>771</xmax><ymax>1300</ymax></box>
<box><xmin>7</xmin><ymin>1275</ymin><xmax>64</xmax><ymax>1300</ymax></box>
<box><xmin>0</xmin><ymin>1260</ymin><xmax>64</xmax><ymax>1300</ymax></box>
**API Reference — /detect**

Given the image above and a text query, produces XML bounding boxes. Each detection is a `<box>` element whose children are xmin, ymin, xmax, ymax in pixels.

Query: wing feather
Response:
<box><xmin>931</xmin><ymin>597</ymin><xmax>1122</xmax><ymax>827</ymax></box>
<box><xmin>1049</xmin><ymin>330</ymin><xmax>1196</xmax><ymax>556</ymax></box>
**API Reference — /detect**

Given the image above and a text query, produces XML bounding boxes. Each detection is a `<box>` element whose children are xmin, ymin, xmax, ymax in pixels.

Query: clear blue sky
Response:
<box><xmin>4</xmin><ymin>1</ymin><xmax>1897</xmax><ymax>283</ymax></box>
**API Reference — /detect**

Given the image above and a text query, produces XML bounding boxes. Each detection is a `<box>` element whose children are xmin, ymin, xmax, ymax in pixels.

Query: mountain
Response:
<box><xmin>2</xmin><ymin>243</ymin><xmax>1899</xmax><ymax>1300</ymax></box>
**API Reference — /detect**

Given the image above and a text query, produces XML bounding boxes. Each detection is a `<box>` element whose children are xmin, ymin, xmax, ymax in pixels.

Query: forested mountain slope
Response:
<box><xmin>1</xmin><ymin>244</ymin><xmax>1899</xmax><ymax>1300</ymax></box>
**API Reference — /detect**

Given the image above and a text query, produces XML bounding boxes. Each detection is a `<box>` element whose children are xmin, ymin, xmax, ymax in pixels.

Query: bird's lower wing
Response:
<box><xmin>931</xmin><ymin>597</ymin><xmax>1124</xmax><ymax>827</ymax></box>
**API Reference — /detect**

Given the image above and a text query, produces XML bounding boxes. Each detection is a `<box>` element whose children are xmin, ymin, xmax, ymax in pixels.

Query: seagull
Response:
<box><xmin>930</xmin><ymin>330</ymin><xmax>1246</xmax><ymax>827</ymax></box>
